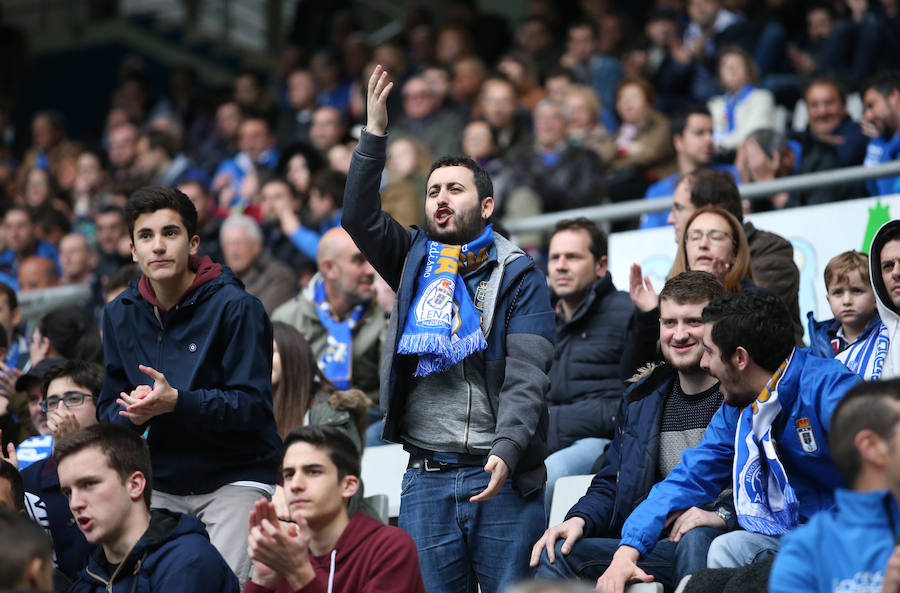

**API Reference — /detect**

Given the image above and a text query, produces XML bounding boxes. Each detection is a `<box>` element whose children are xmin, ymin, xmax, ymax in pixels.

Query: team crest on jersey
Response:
<box><xmin>796</xmin><ymin>417</ymin><xmax>818</xmax><ymax>453</ymax></box>
<box><xmin>415</xmin><ymin>278</ymin><xmax>454</xmax><ymax>328</ymax></box>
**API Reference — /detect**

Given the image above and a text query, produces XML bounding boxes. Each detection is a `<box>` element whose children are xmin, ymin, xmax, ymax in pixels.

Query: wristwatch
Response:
<box><xmin>715</xmin><ymin>507</ymin><xmax>732</xmax><ymax>526</ymax></box>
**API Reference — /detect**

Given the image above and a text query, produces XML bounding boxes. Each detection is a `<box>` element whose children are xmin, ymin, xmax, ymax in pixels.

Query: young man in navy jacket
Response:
<box><xmin>97</xmin><ymin>186</ymin><xmax>281</xmax><ymax>584</ymax></box>
<box><xmin>341</xmin><ymin>66</ymin><xmax>555</xmax><ymax>593</ymax></box>
<box><xmin>59</xmin><ymin>424</ymin><xmax>238</xmax><ymax>593</ymax></box>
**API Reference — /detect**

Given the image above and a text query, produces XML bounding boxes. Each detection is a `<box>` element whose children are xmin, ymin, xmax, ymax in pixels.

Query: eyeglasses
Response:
<box><xmin>685</xmin><ymin>229</ymin><xmax>732</xmax><ymax>244</ymax></box>
<box><xmin>40</xmin><ymin>391</ymin><xmax>94</xmax><ymax>414</ymax></box>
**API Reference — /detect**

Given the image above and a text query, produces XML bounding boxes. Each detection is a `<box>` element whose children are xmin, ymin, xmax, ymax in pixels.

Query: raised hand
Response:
<box><xmin>366</xmin><ymin>64</ymin><xmax>393</xmax><ymax>137</ymax></box>
<box><xmin>629</xmin><ymin>263</ymin><xmax>659</xmax><ymax>312</ymax></box>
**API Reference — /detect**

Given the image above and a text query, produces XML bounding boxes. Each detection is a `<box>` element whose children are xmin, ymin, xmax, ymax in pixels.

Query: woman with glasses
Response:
<box><xmin>669</xmin><ymin>206</ymin><xmax>755</xmax><ymax>293</ymax></box>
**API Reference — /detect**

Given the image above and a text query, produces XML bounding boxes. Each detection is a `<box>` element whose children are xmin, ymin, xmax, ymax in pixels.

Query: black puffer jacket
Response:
<box><xmin>547</xmin><ymin>274</ymin><xmax>634</xmax><ymax>452</ymax></box>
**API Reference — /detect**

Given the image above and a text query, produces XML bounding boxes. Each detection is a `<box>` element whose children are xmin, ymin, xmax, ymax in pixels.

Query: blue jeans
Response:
<box><xmin>706</xmin><ymin>531</ymin><xmax>780</xmax><ymax>568</ymax></box>
<box><xmin>544</xmin><ymin>437</ymin><xmax>610</xmax><ymax>517</ymax></box>
<box><xmin>398</xmin><ymin>465</ymin><xmax>545</xmax><ymax>593</ymax></box>
<box><xmin>536</xmin><ymin>527</ymin><xmax>725</xmax><ymax>588</ymax></box>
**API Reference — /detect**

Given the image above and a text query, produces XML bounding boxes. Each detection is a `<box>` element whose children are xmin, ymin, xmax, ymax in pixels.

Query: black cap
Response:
<box><xmin>15</xmin><ymin>357</ymin><xmax>65</xmax><ymax>392</ymax></box>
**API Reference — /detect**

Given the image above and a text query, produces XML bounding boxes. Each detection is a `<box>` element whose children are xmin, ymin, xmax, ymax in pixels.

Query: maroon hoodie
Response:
<box><xmin>244</xmin><ymin>512</ymin><xmax>425</xmax><ymax>593</ymax></box>
<box><xmin>138</xmin><ymin>255</ymin><xmax>222</xmax><ymax>310</ymax></box>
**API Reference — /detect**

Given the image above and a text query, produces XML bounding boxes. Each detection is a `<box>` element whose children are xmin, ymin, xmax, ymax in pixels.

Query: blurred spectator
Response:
<box><xmin>20</xmin><ymin>111</ymin><xmax>81</xmax><ymax>192</ymax></box>
<box><xmin>642</xmin><ymin>106</ymin><xmax>740</xmax><ymax>229</ymax></box>
<box><xmin>309</xmin><ymin>106</ymin><xmax>347</xmax><ymax>157</ymax></box>
<box><xmin>436</xmin><ymin>26</ymin><xmax>473</xmax><ymax>67</ymax></box>
<box><xmin>451</xmin><ymin>56</ymin><xmax>488</xmax><ymax>118</ymax></box>
<box><xmin>220</xmin><ymin>214</ymin><xmax>297</xmax><ymax>315</ymax></box>
<box><xmin>382</xmin><ymin>137</ymin><xmax>428</xmax><ymax>229</ymax></box>
<box><xmin>514</xmin><ymin>16</ymin><xmax>562</xmax><ymax>79</ymax></box>
<box><xmin>862</xmin><ymin>71</ymin><xmax>900</xmax><ymax>197</ymax></box>
<box><xmin>70</xmin><ymin>150</ymin><xmax>109</xmax><ymax>220</ymax></box>
<box><xmin>177</xmin><ymin>180</ymin><xmax>223</xmax><ymax>264</ymax></box>
<box><xmin>394</xmin><ymin>76</ymin><xmax>463</xmax><ymax>158</ymax></box>
<box><xmin>561</xmin><ymin>20</ymin><xmax>623</xmax><ymax>124</ymax></box>
<box><xmin>479</xmin><ymin>77</ymin><xmax>533</xmax><ymax>163</ymax></box>
<box><xmin>0</xmin><ymin>506</ymin><xmax>54</xmax><ymax>592</ymax></box>
<box><xmin>18</xmin><ymin>167</ymin><xmax>62</xmax><ymax>212</ymax></box>
<box><xmin>708</xmin><ymin>47</ymin><xmax>775</xmax><ymax>151</ymax></box>
<box><xmin>134</xmin><ymin>129</ymin><xmax>198</xmax><ymax>188</ymax></box>
<box><xmin>563</xmin><ymin>84</ymin><xmax>615</xmax><ymax>165</ymax></box>
<box><xmin>736</xmin><ymin>128</ymin><xmax>846</xmax><ymax>208</ymax></box>
<box><xmin>798</xmin><ymin>77</ymin><xmax>867</xmax><ymax>168</ymax></box>
<box><xmin>512</xmin><ymin>99</ymin><xmax>605</xmax><ymax>213</ymax></box>
<box><xmin>29</xmin><ymin>308</ymin><xmax>101</xmax><ymax>366</ymax></box>
<box><xmin>498</xmin><ymin>51</ymin><xmax>548</xmax><ymax>113</ymax></box>
<box><xmin>212</xmin><ymin>115</ymin><xmax>279</xmax><ymax>211</ymax></box>
<box><xmin>545</xmin><ymin>66</ymin><xmax>577</xmax><ymax>104</ymax></box>
<box><xmin>463</xmin><ymin>120</ymin><xmax>515</xmax><ymax>216</ymax></box>
<box><xmin>59</xmin><ymin>232</ymin><xmax>103</xmax><ymax>321</ymax></box>
<box><xmin>311</xmin><ymin>50</ymin><xmax>352</xmax><ymax>112</ymax></box>
<box><xmin>14</xmin><ymin>358</ymin><xmax>64</xmax><ymax>470</ymax></box>
<box><xmin>0</xmin><ymin>208</ymin><xmax>59</xmax><ymax>284</ymax></box>
<box><xmin>233</xmin><ymin>70</ymin><xmax>276</xmax><ymax>120</ymax></box>
<box><xmin>609</xmin><ymin>79</ymin><xmax>675</xmax><ymax>200</ymax></box>
<box><xmin>106</xmin><ymin>122</ymin><xmax>139</xmax><ymax>181</ymax></box>
<box><xmin>93</xmin><ymin>205</ymin><xmax>132</xmax><ymax>285</ymax></box>
<box><xmin>677</xmin><ymin>0</ymin><xmax>754</xmax><ymax>103</ymax></box>
<box><xmin>0</xmin><ymin>281</ymin><xmax>26</xmax><ymax>371</ymax></box>
<box><xmin>279</xmin><ymin>144</ymin><xmax>323</xmax><ymax>199</ymax></box>
<box><xmin>256</xmin><ymin>176</ymin><xmax>316</xmax><ymax>283</ymax></box>
<box><xmin>195</xmin><ymin>100</ymin><xmax>243</xmax><ymax>177</ymax></box>
<box><xmin>102</xmin><ymin>264</ymin><xmax>140</xmax><ymax>305</ymax></box>
<box><xmin>276</xmin><ymin>69</ymin><xmax>317</xmax><ymax>148</ymax></box>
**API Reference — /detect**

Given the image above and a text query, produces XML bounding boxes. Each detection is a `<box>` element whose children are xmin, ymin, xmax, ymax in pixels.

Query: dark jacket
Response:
<box><xmin>744</xmin><ymin>222</ymin><xmax>803</xmax><ymax>344</ymax></box>
<box><xmin>69</xmin><ymin>509</ymin><xmax>239</xmax><ymax>593</ymax></box>
<box><xmin>807</xmin><ymin>312</ymin><xmax>882</xmax><ymax>359</ymax></box>
<box><xmin>566</xmin><ymin>364</ymin><xmax>675</xmax><ymax>537</ymax></box>
<box><xmin>98</xmin><ymin>259</ymin><xmax>281</xmax><ymax>495</ymax></box>
<box><xmin>20</xmin><ymin>457</ymin><xmax>92</xmax><ymax>581</ymax></box>
<box><xmin>342</xmin><ymin>130</ymin><xmax>556</xmax><ymax>496</ymax></box>
<box><xmin>547</xmin><ymin>275</ymin><xmax>633</xmax><ymax>451</ymax></box>
<box><xmin>516</xmin><ymin>145</ymin><xmax>605</xmax><ymax>212</ymax></box>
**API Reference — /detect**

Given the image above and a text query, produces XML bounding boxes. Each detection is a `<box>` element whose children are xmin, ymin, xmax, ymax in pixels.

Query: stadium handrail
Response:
<box><xmin>503</xmin><ymin>160</ymin><xmax>900</xmax><ymax>234</ymax></box>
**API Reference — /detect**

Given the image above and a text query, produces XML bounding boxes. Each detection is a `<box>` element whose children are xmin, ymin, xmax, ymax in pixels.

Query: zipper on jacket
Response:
<box><xmin>608</xmin><ymin>420</ymin><xmax>625</xmax><ymax>532</ymax></box>
<box><xmin>85</xmin><ymin>566</ymin><xmax>111</xmax><ymax>593</ymax></box>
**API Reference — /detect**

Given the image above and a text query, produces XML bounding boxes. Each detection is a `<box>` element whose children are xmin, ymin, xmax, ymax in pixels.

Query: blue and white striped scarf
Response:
<box><xmin>397</xmin><ymin>225</ymin><xmax>493</xmax><ymax>376</ymax></box>
<box><xmin>836</xmin><ymin>321</ymin><xmax>889</xmax><ymax>380</ymax></box>
<box><xmin>733</xmin><ymin>355</ymin><xmax>800</xmax><ymax>535</ymax></box>
<box><xmin>313</xmin><ymin>278</ymin><xmax>372</xmax><ymax>389</ymax></box>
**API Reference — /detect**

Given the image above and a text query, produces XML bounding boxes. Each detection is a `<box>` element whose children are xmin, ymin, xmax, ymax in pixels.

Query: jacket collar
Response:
<box><xmin>556</xmin><ymin>273</ymin><xmax>615</xmax><ymax>326</ymax></box>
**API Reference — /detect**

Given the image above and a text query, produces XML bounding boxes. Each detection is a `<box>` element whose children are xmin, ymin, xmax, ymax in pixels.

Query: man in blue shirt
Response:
<box><xmin>862</xmin><ymin>71</ymin><xmax>900</xmax><ymax>196</ymax></box>
<box><xmin>594</xmin><ymin>290</ymin><xmax>859</xmax><ymax>593</ymax></box>
<box><xmin>641</xmin><ymin>107</ymin><xmax>739</xmax><ymax>229</ymax></box>
<box><xmin>769</xmin><ymin>378</ymin><xmax>900</xmax><ymax>593</ymax></box>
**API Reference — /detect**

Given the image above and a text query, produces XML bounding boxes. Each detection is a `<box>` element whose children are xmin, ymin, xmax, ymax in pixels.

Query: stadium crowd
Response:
<box><xmin>2</xmin><ymin>0</ymin><xmax>900</xmax><ymax>592</ymax></box>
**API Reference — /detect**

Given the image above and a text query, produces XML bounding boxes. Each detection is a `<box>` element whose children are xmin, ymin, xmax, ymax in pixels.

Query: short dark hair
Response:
<box><xmin>310</xmin><ymin>170</ymin><xmax>348</xmax><ymax>209</ymax></box>
<box><xmin>427</xmin><ymin>155</ymin><xmax>493</xmax><ymax>201</ymax></box>
<box><xmin>0</xmin><ymin>507</ymin><xmax>53</xmax><ymax>589</ymax></box>
<box><xmin>551</xmin><ymin>217</ymin><xmax>607</xmax><ymax>260</ymax></box>
<box><xmin>54</xmin><ymin>424</ymin><xmax>153</xmax><ymax>509</ymax></box>
<box><xmin>568</xmin><ymin>18</ymin><xmax>598</xmax><ymax>37</ymax></box>
<box><xmin>41</xmin><ymin>359</ymin><xmax>103</xmax><ymax>399</ymax></box>
<box><xmin>829</xmin><ymin>379</ymin><xmax>900</xmax><ymax>486</ymax></box>
<box><xmin>105</xmin><ymin>264</ymin><xmax>142</xmax><ymax>297</ymax></box>
<box><xmin>144</xmin><ymin>129</ymin><xmax>177</xmax><ymax>160</ymax></box>
<box><xmin>38</xmin><ymin>307</ymin><xmax>103</xmax><ymax>364</ymax></box>
<box><xmin>0</xmin><ymin>460</ymin><xmax>24</xmax><ymax>511</ymax></box>
<box><xmin>688</xmin><ymin>168</ymin><xmax>743</xmax><ymax>222</ymax></box>
<box><xmin>804</xmin><ymin>76</ymin><xmax>847</xmax><ymax>106</ymax></box>
<box><xmin>282</xmin><ymin>425</ymin><xmax>360</xmax><ymax>481</ymax></box>
<box><xmin>701</xmin><ymin>290</ymin><xmax>794</xmax><ymax>373</ymax></box>
<box><xmin>97</xmin><ymin>203</ymin><xmax>126</xmax><ymax>221</ymax></box>
<box><xmin>671</xmin><ymin>106</ymin><xmax>712</xmax><ymax>138</ymax></box>
<box><xmin>659</xmin><ymin>271</ymin><xmax>726</xmax><ymax>305</ymax></box>
<box><xmin>125</xmin><ymin>185</ymin><xmax>198</xmax><ymax>240</ymax></box>
<box><xmin>0</xmin><ymin>281</ymin><xmax>17</xmax><ymax>311</ymax></box>
<box><xmin>862</xmin><ymin>70</ymin><xmax>900</xmax><ymax>98</ymax></box>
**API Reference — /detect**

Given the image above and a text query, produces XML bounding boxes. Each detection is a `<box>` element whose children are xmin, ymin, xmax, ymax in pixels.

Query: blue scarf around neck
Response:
<box><xmin>313</xmin><ymin>278</ymin><xmax>372</xmax><ymax>389</ymax></box>
<box><xmin>398</xmin><ymin>225</ymin><xmax>494</xmax><ymax>376</ymax></box>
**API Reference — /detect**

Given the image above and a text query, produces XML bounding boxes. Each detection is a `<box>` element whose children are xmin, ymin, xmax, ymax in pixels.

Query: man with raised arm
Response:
<box><xmin>340</xmin><ymin>65</ymin><xmax>555</xmax><ymax>593</ymax></box>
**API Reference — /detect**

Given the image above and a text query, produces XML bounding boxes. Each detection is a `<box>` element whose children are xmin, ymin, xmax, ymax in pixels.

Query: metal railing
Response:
<box><xmin>504</xmin><ymin>160</ymin><xmax>900</xmax><ymax>234</ymax></box>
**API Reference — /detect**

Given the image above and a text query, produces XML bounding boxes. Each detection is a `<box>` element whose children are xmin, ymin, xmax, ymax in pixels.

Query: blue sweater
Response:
<box><xmin>618</xmin><ymin>348</ymin><xmax>860</xmax><ymax>555</ymax></box>
<box><xmin>769</xmin><ymin>489</ymin><xmax>900</xmax><ymax>593</ymax></box>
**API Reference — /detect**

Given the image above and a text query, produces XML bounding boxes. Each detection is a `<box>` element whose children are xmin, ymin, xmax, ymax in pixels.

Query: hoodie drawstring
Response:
<box><xmin>327</xmin><ymin>549</ymin><xmax>337</xmax><ymax>593</ymax></box>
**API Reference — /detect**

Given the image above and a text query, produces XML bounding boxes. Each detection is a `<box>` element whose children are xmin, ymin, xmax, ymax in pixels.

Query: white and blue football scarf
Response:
<box><xmin>398</xmin><ymin>225</ymin><xmax>493</xmax><ymax>376</ymax></box>
<box><xmin>733</xmin><ymin>355</ymin><xmax>800</xmax><ymax>535</ymax></box>
<box><xmin>837</xmin><ymin>321</ymin><xmax>889</xmax><ymax>380</ymax></box>
<box><xmin>313</xmin><ymin>278</ymin><xmax>372</xmax><ymax>389</ymax></box>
